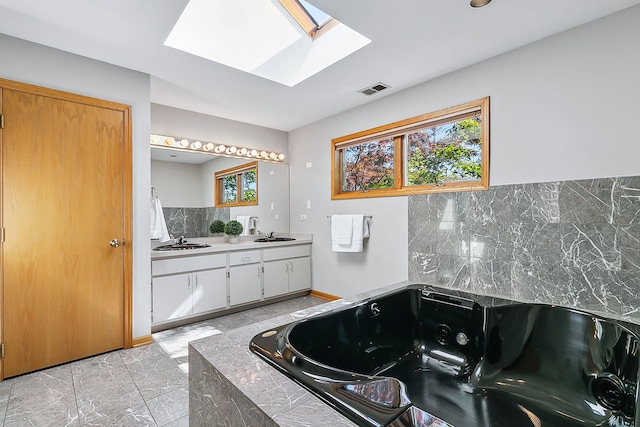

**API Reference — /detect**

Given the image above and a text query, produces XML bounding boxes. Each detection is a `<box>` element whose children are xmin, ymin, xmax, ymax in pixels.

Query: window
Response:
<box><xmin>278</xmin><ymin>0</ymin><xmax>337</xmax><ymax>39</ymax></box>
<box><xmin>215</xmin><ymin>161</ymin><xmax>258</xmax><ymax>207</ymax></box>
<box><xmin>331</xmin><ymin>97</ymin><xmax>489</xmax><ymax>199</ymax></box>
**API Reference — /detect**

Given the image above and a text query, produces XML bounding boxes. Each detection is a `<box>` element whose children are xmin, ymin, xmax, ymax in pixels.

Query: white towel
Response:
<box><xmin>150</xmin><ymin>197</ymin><xmax>171</xmax><ymax>242</ymax></box>
<box><xmin>332</xmin><ymin>215</ymin><xmax>368</xmax><ymax>252</ymax></box>
<box><xmin>236</xmin><ymin>216</ymin><xmax>252</xmax><ymax>236</ymax></box>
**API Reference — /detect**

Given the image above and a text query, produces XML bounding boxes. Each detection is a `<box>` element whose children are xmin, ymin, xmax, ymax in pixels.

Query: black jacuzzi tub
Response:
<box><xmin>250</xmin><ymin>284</ymin><xmax>640</xmax><ymax>426</ymax></box>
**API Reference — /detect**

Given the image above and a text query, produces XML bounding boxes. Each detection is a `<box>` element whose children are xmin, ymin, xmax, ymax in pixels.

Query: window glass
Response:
<box><xmin>221</xmin><ymin>175</ymin><xmax>237</xmax><ymax>204</ymax></box>
<box><xmin>241</xmin><ymin>169</ymin><xmax>257</xmax><ymax>202</ymax></box>
<box><xmin>406</xmin><ymin>114</ymin><xmax>482</xmax><ymax>186</ymax></box>
<box><xmin>331</xmin><ymin>97</ymin><xmax>489</xmax><ymax>200</ymax></box>
<box><xmin>342</xmin><ymin>138</ymin><xmax>395</xmax><ymax>192</ymax></box>
<box><xmin>214</xmin><ymin>161</ymin><xmax>259</xmax><ymax>207</ymax></box>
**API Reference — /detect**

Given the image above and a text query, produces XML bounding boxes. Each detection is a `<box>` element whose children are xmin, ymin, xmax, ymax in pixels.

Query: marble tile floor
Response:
<box><xmin>0</xmin><ymin>295</ymin><xmax>327</xmax><ymax>427</ymax></box>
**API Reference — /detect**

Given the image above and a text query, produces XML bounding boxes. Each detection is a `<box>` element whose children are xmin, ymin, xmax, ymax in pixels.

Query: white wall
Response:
<box><xmin>0</xmin><ymin>34</ymin><xmax>152</xmax><ymax>339</ymax></box>
<box><xmin>151</xmin><ymin>160</ymin><xmax>202</xmax><ymax>207</ymax></box>
<box><xmin>288</xmin><ymin>5</ymin><xmax>640</xmax><ymax>299</ymax></box>
<box><xmin>151</xmin><ymin>103</ymin><xmax>288</xmax><ymax>159</ymax></box>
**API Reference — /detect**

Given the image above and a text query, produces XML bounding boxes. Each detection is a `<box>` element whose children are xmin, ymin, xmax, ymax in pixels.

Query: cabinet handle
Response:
<box><xmin>242</xmin><ymin>256</ymin><xmax>251</xmax><ymax>262</ymax></box>
<box><xmin>257</xmin><ymin>266</ymin><xmax>261</xmax><ymax>277</ymax></box>
<box><xmin>289</xmin><ymin>262</ymin><xmax>294</xmax><ymax>272</ymax></box>
<box><xmin>195</xmin><ymin>274</ymin><xmax>199</xmax><ymax>286</ymax></box>
<box><xmin>285</xmin><ymin>262</ymin><xmax>289</xmax><ymax>272</ymax></box>
<box><xmin>188</xmin><ymin>276</ymin><xmax>191</xmax><ymax>287</ymax></box>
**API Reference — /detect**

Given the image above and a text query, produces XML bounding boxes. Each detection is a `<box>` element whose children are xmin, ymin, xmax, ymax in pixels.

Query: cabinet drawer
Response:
<box><xmin>262</xmin><ymin>244</ymin><xmax>311</xmax><ymax>262</ymax></box>
<box><xmin>229</xmin><ymin>250</ymin><xmax>261</xmax><ymax>266</ymax></box>
<box><xmin>153</xmin><ymin>253</ymin><xmax>226</xmax><ymax>276</ymax></box>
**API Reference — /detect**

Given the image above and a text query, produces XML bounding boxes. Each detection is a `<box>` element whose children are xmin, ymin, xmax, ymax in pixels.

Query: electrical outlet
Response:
<box><xmin>306</xmin><ymin>200</ymin><xmax>311</xmax><ymax>209</ymax></box>
<box><xmin>306</xmin><ymin>162</ymin><xmax>312</xmax><ymax>168</ymax></box>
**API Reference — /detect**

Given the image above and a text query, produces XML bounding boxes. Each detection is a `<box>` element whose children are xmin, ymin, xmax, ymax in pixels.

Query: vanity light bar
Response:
<box><xmin>150</xmin><ymin>134</ymin><xmax>286</xmax><ymax>162</ymax></box>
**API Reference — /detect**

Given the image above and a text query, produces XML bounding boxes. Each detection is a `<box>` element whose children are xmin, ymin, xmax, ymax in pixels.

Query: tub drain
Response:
<box><xmin>592</xmin><ymin>374</ymin><xmax>626</xmax><ymax>411</ymax></box>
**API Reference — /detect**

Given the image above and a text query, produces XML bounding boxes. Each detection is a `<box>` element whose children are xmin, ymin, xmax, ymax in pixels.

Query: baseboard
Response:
<box><xmin>131</xmin><ymin>335</ymin><xmax>153</xmax><ymax>348</ymax></box>
<box><xmin>310</xmin><ymin>290</ymin><xmax>341</xmax><ymax>301</ymax></box>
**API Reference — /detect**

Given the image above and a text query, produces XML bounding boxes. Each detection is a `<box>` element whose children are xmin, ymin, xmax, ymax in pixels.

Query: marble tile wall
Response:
<box><xmin>408</xmin><ymin>176</ymin><xmax>640</xmax><ymax>323</ymax></box>
<box><xmin>163</xmin><ymin>207</ymin><xmax>230</xmax><ymax>238</ymax></box>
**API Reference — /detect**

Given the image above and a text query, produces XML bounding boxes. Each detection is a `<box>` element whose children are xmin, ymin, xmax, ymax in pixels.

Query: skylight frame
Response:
<box><xmin>278</xmin><ymin>0</ymin><xmax>337</xmax><ymax>39</ymax></box>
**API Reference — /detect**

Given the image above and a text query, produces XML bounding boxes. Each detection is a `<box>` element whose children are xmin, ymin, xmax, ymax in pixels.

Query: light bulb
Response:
<box><xmin>250</xmin><ymin>149</ymin><xmax>258</xmax><ymax>156</ymax></box>
<box><xmin>269</xmin><ymin>152</ymin><xmax>277</xmax><ymax>159</ymax></box>
<box><xmin>203</xmin><ymin>143</ymin><xmax>214</xmax><ymax>151</ymax></box>
<box><xmin>278</xmin><ymin>153</ymin><xmax>285</xmax><ymax>161</ymax></box>
<box><xmin>239</xmin><ymin>147</ymin><xmax>248</xmax><ymax>155</ymax></box>
<box><xmin>191</xmin><ymin>141</ymin><xmax>202</xmax><ymax>150</ymax></box>
<box><xmin>229</xmin><ymin>146</ymin><xmax>237</xmax><ymax>154</ymax></box>
<box><xmin>179</xmin><ymin>139</ymin><xmax>189</xmax><ymax>148</ymax></box>
<box><xmin>150</xmin><ymin>135</ymin><xmax>160</xmax><ymax>144</ymax></box>
<box><xmin>218</xmin><ymin>145</ymin><xmax>226</xmax><ymax>152</ymax></box>
<box><xmin>164</xmin><ymin>137</ymin><xmax>175</xmax><ymax>146</ymax></box>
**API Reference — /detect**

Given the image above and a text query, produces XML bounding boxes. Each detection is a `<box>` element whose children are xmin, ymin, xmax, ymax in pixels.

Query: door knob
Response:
<box><xmin>109</xmin><ymin>239</ymin><xmax>120</xmax><ymax>248</ymax></box>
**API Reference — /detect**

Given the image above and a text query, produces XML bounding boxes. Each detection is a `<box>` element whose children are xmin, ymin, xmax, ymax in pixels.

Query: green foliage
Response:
<box><xmin>224</xmin><ymin>220</ymin><xmax>244</xmax><ymax>236</ymax></box>
<box><xmin>407</xmin><ymin>117</ymin><xmax>482</xmax><ymax>186</ymax></box>
<box><xmin>209</xmin><ymin>220</ymin><xmax>226</xmax><ymax>234</ymax></box>
<box><xmin>242</xmin><ymin>170</ymin><xmax>257</xmax><ymax>202</ymax></box>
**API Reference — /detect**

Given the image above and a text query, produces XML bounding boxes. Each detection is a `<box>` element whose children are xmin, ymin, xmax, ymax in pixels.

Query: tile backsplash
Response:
<box><xmin>408</xmin><ymin>176</ymin><xmax>640</xmax><ymax>323</ymax></box>
<box><xmin>163</xmin><ymin>207</ymin><xmax>230</xmax><ymax>238</ymax></box>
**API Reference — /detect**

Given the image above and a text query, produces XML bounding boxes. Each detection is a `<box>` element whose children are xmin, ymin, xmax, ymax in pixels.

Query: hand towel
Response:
<box><xmin>331</xmin><ymin>215</ymin><xmax>353</xmax><ymax>246</ymax></box>
<box><xmin>150</xmin><ymin>197</ymin><xmax>171</xmax><ymax>242</ymax></box>
<box><xmin>332</xmin><ymin>215</ymin><xmax>366</xmax><ymax>252</ymax></box>
<box><xmin>236</xmin><ymin>216</ymin><xmax>252</xmax><ymax>236</ymax></box>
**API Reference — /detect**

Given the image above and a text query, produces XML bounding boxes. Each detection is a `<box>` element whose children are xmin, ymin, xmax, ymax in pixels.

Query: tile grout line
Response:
<box><xmin>121</xmin><ymin>350</ymin><xmax>161</xmax><ymax>427</ymax></box>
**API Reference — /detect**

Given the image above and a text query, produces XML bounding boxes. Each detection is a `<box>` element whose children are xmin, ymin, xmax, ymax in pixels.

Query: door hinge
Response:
<box><xmin>1</xmin><ymin>343</ymin><xmax>4</xmax><ymax>358</ymax></box>
<box><xmin>0</xmin><ymin>114</ymin><xmax>4</xmax><ymax>129</ymax></box>
<box><xmin>1</xmin><ymin>228</ymin><xmax>4</xmax><ymax>243</ymax></box>
<box><xmin>227</xmin><ymin>271</ymin><xmax>230</xmax><ymax>279</ymax></box>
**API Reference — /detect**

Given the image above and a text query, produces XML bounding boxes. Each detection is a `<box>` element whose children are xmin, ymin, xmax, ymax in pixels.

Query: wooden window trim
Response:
<box><xmin>215</xmin><ymin>161</ymin><xmax>259</xmax><ymax>207</ymax></box>
<box><xmin>331</xmin><ymin>97</ymin><xmax>489</xmax><ymax>200</ymax></box>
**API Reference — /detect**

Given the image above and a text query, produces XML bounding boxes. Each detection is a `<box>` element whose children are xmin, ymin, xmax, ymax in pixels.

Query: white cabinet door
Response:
<box><xmin>263</xmin><ymin>260</ymin><xmax>289</xmax><ymax>299</ymax></box>
<box><xmin>229</xmin><ymin>263</ymin><xmax>262</xmax><ymax>306</ymax></box>
<box><xmin>192</xmin><ymin>268</ymin><xmax>227</xmax><ymax>315</ymax></box>
<box><xmin>152</xmin><ymin>273</ymin><xmax>192</xmax><ymax>323</ymax></box>
<box><xmin>289</xmin><ymin>257</ymin><xmax>311</xmax><ymax>292</ymax></box>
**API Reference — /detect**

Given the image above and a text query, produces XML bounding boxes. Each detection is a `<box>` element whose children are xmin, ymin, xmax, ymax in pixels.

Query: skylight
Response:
<box><xmin>164</xmin><ymin>0</ymin><xmax>370</xmax><ymax>87</ymax></box>
<box><xmin>299</xmin><ymin>0</ymin><xmax>332</xmax><ymax>28</ymax></box>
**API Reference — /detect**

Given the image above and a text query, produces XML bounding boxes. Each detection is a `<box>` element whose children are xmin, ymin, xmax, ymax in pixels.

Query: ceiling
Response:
<box><xmin>0</xmin><ymin>0</ymin><xmax>638</xmax><ymax>131</ymax></box>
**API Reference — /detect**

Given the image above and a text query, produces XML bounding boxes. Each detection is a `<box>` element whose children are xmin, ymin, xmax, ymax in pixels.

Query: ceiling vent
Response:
<box><xmin>358</xmin><ymin>82</ymin><xmax>391</xmax><ymax>96</ymax></box>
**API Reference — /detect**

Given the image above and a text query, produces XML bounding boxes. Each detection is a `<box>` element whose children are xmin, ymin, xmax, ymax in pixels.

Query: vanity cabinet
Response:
<box><xmin>151</xmin><ymin>241</ymin><xmax>313</xmax><ymax>328</ymax></box>
<box><xmin>228</xmin><ymin>250</ymin><xmax>262</xmax><ymax>306</ymax></box>
<box><xmin>263</xmin><ymin>245</ymin><xmax>311</xmax><ymax>298</ymax></box>
<box><xmin>152</xmin><ymin>253</ymin><xmax>227</xmax><ymax>323</ymax></box>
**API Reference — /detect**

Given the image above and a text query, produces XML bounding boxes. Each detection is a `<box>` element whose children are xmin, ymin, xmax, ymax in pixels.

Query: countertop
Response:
<box><xmin>151</xmin><ymin>233</ymin><xmax>313</xmax><ymax>260</ymax></box>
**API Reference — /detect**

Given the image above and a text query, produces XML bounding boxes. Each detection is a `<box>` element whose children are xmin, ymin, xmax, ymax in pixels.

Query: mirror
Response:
<box><xmin>151</xmin><ymin>146</ymin><xmax>290</xmax><ymax>237</ymax></box>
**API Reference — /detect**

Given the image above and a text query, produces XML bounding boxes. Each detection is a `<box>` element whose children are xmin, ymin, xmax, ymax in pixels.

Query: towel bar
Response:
<box><xmin>327</xmin><ymin>215</ymin><xmax>372</xmax><ymax>219</ymax></box>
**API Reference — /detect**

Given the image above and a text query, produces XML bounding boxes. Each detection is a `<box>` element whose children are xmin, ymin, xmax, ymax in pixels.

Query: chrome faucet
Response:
<box><xmin>267</xmin><ymin>231</ymin><xmax>275</xmax><ymax>239</ymax></box>
<box><xmin>177</xmin><ymin>236</ymin><xmax>186</xmax><ymax>245</ymax></box>
<box><xmin>370</xmin><ymin>302</ymin><xmax>381</xmax><ymax>316</ymax></box>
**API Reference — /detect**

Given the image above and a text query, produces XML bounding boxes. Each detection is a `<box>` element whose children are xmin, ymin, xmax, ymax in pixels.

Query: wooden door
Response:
<box><xmin>1</xmin><ymin>82</ymin><xmax>131</xmax><ymax>378</ymax></box>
